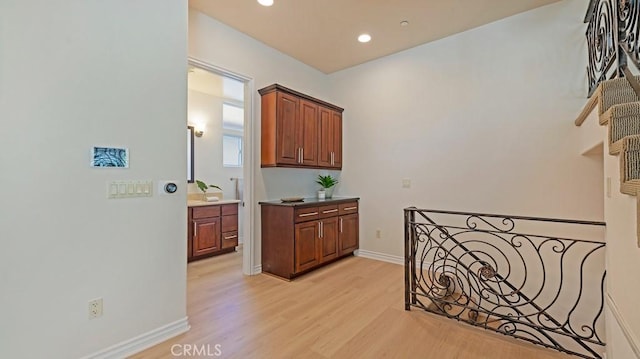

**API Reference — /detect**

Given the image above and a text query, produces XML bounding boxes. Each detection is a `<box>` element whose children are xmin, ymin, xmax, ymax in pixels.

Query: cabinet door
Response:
<box><xmin>318</xmin><ymin>106</ymin><xmax>333</xmax><ymax>167</ymax></box>
<box><xmin>294</xmin><ymin>221</ymin><xmax>320</xmax><ymax>273</ymax></box>
<box><xmin>299</xmin><ymin>99</ymin><xmax>318</xmax><ymax>166</ymax></box>
<box><xmin>276</xmin><ymin>92</ymin><xmax>300</xmax><ymax>165</ymax></box>
<box><xmin>331</xmin><ymin>111</ymin><xmax>342</xmax><ymax>169</ymax></box>
<box><xmin>320</xmin><ymin>217</ymin><xmax>339</xmax><ymax>263</ymax></box>
<box><xmin>339</xmin><ymin>213</ymin><xmax>359</xmax><ymax>255</ymax></box>
<box><xmin>193</xmin><ymin>217</ymin><xmax>221</xmax><ymax>256</ymax></box>
<box><xmin>319</xmin><ymin>108</ymin><xmax>342</xmax><ymax>169</ymax></box>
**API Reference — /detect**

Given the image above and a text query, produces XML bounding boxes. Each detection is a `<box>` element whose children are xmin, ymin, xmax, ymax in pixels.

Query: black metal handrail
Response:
<box><xmin>404</xmin><ymin>208</ymin><xmax>606</xmax><ymax>359</ymax></box>
<box><xmin>586</xmin><ymin>0</ymin><xmax>640</xmax><ymax>99</ymax></box>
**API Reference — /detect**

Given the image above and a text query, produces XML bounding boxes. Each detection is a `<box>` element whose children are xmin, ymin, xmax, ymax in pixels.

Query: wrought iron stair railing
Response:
<box><xmin>404</xmin><ymin>208</ymin><xmax>606</xmax><ymax>359</ymax></box>
<box><xmin>587</xmin><ymin>0</ymin><xmax>640</xmax><ymax>98</ymax></box>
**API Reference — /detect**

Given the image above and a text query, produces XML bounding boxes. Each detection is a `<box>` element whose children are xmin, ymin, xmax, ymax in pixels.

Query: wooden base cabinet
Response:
<box><xmin>260</xmin><ymin>197</ymin><xmax>359</xmax><ymax>280</ymax></box>
<box><xmin>188</xmin><ymin>203</ymin><xmax>239</xmax><ymax>262</ymax></box>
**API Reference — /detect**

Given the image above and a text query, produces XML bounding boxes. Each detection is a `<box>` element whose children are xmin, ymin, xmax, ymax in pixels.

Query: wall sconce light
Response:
<box><xmin>194</xmin><ymin>129</ymin><xmax>204</xmax><ymax>137</ymax></box>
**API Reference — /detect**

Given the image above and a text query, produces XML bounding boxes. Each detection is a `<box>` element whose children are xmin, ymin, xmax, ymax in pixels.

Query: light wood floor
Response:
<box><xmin>132</xmin><ymin>251</ymin><xmax>568</xmax><ymax>359</ymax></box>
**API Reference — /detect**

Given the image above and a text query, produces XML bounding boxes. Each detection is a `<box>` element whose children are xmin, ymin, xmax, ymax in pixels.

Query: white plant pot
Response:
<box><xmin>325</xmin><ymin>186</ymin><xmax>334</xmax><ymax>198</ymax></box>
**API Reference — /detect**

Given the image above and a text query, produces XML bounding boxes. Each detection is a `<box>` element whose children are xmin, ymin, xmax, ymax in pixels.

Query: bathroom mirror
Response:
<box><xmin>187</xmin><ymin>126</ymin><xmax>194</xmax><ymax>183</ymax></box>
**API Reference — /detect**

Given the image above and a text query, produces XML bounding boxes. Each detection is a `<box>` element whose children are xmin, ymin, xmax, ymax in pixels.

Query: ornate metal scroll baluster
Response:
<box><xmin>404</xmin><ymin>208</ymin><xmax>606</xmax><ymax>359</ymax></box>
<box><xmin>618</xmin><ymin>0</ymin><xmax>640</xmax><ymax>67</ymax></box>
<box><xmin>586</xmin><ymin>0</ymin><xmax>618</xmax><ymax>95</ymax></box>
<box><xmin>586</xmin><ymin>0</ymin><xmax>640</xmax><ymax>95</ymax></box>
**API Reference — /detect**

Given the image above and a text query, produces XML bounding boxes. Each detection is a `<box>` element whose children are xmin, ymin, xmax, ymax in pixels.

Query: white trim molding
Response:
<box><xmin>82</xmin><ymin>317</ymin><xmax>190</xmax><ymax>359</ymax></box>
<box><xmin>253</xmin><ymin>265</ymin><xmax>262</xmax><ymax>274</ymax></box>
<box><xmin>607</xmin><ymin>293</ymin><xmax>640</xmax><ymax>358</ymax></box>
<box><xmin>355</xmin><ymin>249</ymin><xmax>404</xmax><ymax>266</ymax></box>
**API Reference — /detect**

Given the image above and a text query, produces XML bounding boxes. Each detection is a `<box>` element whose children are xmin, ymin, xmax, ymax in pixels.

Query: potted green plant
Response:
<box><xmin>196</xmin><ymin>180</ymin><xmax>222</xmax><ymax>201</ymax></box>
<box><xmin>316</xmin><ymin>174</ymin><xmax>338</xmax><ymax>199</ymax></box>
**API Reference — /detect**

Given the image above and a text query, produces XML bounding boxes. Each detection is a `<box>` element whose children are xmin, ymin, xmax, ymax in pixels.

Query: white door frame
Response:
<box><xmin>188</xmin><ymin>57</ymin><xmax>256</xmax><ymax>275</ymax></box>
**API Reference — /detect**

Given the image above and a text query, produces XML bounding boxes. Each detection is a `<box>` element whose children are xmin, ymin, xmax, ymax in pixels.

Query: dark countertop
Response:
<box><xmin>259</xmin><ymin>196</ymin><xmax>359</xmax><ymax>207</ymax></box>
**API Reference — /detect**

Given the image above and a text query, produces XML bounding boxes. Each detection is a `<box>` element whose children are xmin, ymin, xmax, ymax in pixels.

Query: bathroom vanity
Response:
<box><xmin>187</xmin><ymin>200</ymin><xmax>241</xmax><ymax>262</ymax></box>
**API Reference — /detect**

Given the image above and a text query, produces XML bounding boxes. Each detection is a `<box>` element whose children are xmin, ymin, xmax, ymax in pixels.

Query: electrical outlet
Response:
<box><xmin>376</xmin><ymin>229</ymin><xmax>381</xmax><ymax>239</ymax></box>
<box><xmin>88</xmin><ymin>298</ymin><xmax>103</xmax><ymax>319</ymax></box>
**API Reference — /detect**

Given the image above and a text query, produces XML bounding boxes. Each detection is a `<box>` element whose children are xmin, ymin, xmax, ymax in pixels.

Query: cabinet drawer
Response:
<box><xmin>222</xmin><ymin>203</ymin><xmax>238</xmax><ymax>216</ymax></box>
<box><xmin>319</xmin><ymin>205</ymin><xmax>339</xmax><ymax>218</ymax></box>
<box><xmin>222</xmin><ymin>214</ymin><xmax>238</xmax><ymax>232</ymax></box>
<box><xmin>193</xmin><ymin>205</ymin><xmax>221</xmax><ymax>219</ymax></box>
<box><xmin>222</xmin><ymin>231</ymin><xmax>238</xmax><ymax>249</ymax></box>
<box><xmin>339</xmin><ymin>202</ymin><xmax>358</xmax><ymax>215</ymax></box>
<box><xmin>294</xmin><ymin>206</ymin><xmax>319</xmax><ymax>223</ymax></box>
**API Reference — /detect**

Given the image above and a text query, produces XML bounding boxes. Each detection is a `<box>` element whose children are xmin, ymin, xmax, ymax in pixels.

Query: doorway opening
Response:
<box><xmin>187</xmin><ymin>58</ymin><xmax>255</xmax><ymax>275</ymax></box>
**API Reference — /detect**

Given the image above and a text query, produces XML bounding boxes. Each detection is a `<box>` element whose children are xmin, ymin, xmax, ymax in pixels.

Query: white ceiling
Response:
<box><xmin>189</xmin><ymin>0</ymin><xmax>562</xmax><ymax>74</ymax></box>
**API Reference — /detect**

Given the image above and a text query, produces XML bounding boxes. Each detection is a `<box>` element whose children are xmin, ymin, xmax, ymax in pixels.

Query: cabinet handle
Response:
<box><xmin>301</xmin><ymin>148</ymin><xmax>304</xmax><ymax>163</ymax></box>
<box><xmin>298</xmin><ymin>212</ymin><xmax>318</xmax><ymax>217</ymax></box>
<box><xmin>224</xmin><ymin>235</ymin><xmax>238</xmax><ymax>240</ymax></box>
<box><xmin>297</xmin><ymin>148</ymin><xmax>301</xmax><ymax>163</ymax></box>
<box><xmin>318</xmin><ymin>222</ymin><xmax>322</xmax><ymax>238</ymax></box>
<box><xmin>193</xmin><ymin>222</ymin><xmax>197</xmax><ymax>238</ymax></box>
<box><xmin>322</xmin><ymin>209</ymin><xmax>338</xmax><ymax>214</ymax></box>
<box><xmin>340</xmin><ymin>217</ymin><xmax>343</xmax><ymax>233</ymax></box>
<box><xmin>343</xmin><ymin>206</ymin><xmax>357</xmax><ymax>211</ymax></box>
<box><xmin>331</xmin><ymin>152</ymin><xmax>334</xmax><ymax>166</ymax></box>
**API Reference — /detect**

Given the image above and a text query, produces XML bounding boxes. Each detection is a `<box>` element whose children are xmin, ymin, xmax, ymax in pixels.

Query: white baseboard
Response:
<box><xmin>253</xmin><ymin>264</ymin><xmax>262</xmax><ymax>274</ymax></box>
<box><xmin>82</xmin><ymin>317</ymin><xmax>190</xmax><ymax>359</ymax></box>
<box><xmin>355</xmin><ymin>249</ymin><xmax>404</xmax><ymax>266</ymax></box>
<box><xmin>607</xmin><ymin>293</ymin><xmax>640</xmax><ymax>358</ymax></box>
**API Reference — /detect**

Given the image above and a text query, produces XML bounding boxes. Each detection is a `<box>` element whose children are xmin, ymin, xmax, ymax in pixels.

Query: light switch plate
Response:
<box><xmin>108</xmin><ymin>180</ymin><xmax>153</xmax><ymax>199</ymax></box>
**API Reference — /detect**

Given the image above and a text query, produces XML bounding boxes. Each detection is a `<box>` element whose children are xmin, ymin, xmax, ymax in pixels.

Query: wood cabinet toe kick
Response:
<box><xmin>259</xmin><ymin>197</ymin><xmax>359</xmax><ymax>280</ymax></box>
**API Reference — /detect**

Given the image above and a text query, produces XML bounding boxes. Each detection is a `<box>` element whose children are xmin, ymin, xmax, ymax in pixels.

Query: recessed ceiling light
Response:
<box><xmin>257</xmin><ymin>0</ymin><xmax>273</xmax><ymax>6</ymax></box>
<box><xmin>358</xmin><ymin>34</ymin><xmax>371</xmax><ymax>43</ymax></box>
<box><xmin>400</xmin><ymin>20</ymin><xmax>409</xmax><ymax>27</ymax></box>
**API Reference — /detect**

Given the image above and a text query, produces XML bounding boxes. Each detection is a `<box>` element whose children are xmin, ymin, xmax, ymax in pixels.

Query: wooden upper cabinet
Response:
<box><xmin>259</xmin><ymin>84</ymin><xmax>343</xmax><ymax>169</ymax></box>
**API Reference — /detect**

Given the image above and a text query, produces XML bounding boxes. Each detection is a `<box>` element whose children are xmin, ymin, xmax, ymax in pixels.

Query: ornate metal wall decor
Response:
<box><xmin>587</xmin><ymin>0</ymin><xmax>640</xmax><ymax>95</ymax></box>
<box><xmin>404</xmin><ymin>208</ymin><xmax>606</xmax><ymax>359</ymax></box>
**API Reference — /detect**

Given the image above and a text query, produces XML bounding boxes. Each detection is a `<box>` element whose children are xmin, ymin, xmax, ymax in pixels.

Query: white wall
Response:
<box><xmin>187</xmin><ymin>89</ymin><xmax>243</xmax><ymax>200</ymax></box>
<box><xmin>328</xmin><ymin>0</ymin><xmax>603</xmax><ymax>258</ymax></box>
<box><xmin>0</xmin><ymin>1</ymin><xmax>188</xmax><ymax>358</ymax></box>
<box><xmin>188</xmin><ymin>9</ymin><xmax>336</xmax><ymax>267</ymax></box>
<box><xmin>604</xmin><ymin>134</ymin><xmax>640</xmax><ymax>357</ymax></box>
